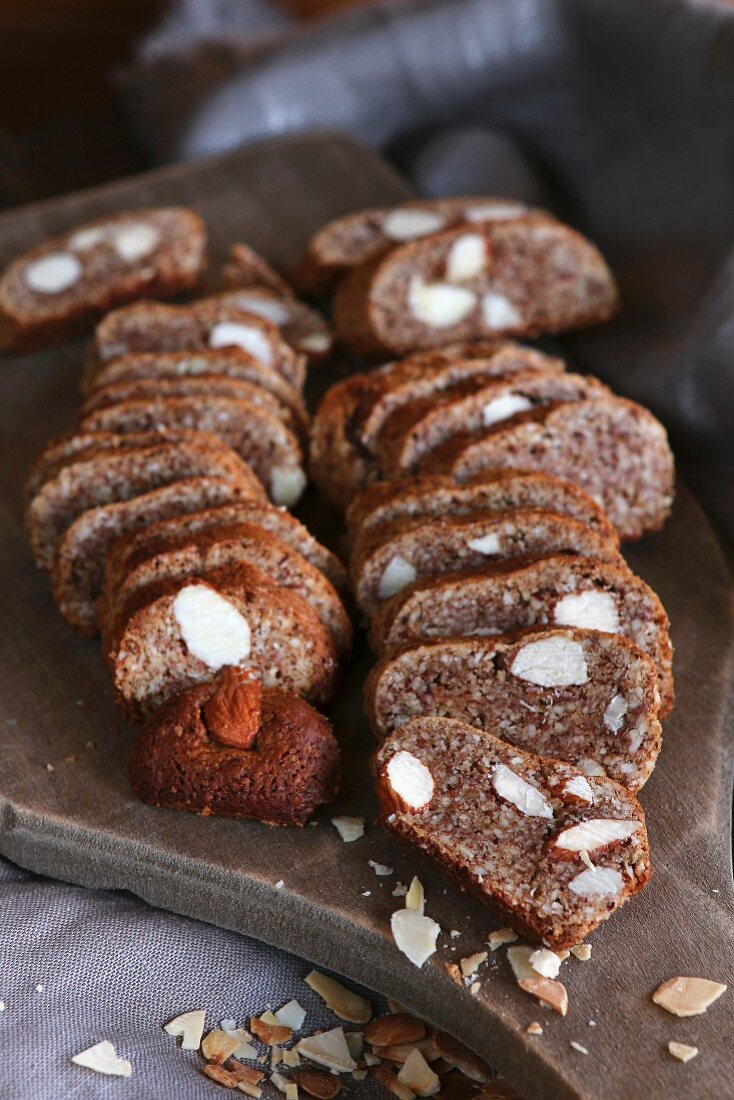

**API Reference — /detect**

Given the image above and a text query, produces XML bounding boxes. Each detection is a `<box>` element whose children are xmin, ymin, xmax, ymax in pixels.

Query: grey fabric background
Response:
<box><xmin>3</xmin><ymin>0</ymin><xmax>734</xmax><ymax>1095</ymax></box>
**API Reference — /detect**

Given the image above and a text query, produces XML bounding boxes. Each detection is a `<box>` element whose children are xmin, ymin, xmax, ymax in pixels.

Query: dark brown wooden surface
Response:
<box><xmin>0</xmin><ymin>133</ymin><xmax>732</xmax><ymax>1100</ymax></box>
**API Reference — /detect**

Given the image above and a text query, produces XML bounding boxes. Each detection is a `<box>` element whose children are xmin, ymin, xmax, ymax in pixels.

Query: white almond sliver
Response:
<box><xmin>382</xmin><ymin>208</ymin><xmax>446</xmax><ymax>241</ymax></box>
<box><xmin>405</xmin><ymin>876</ymin><xmax>425</xmax><ymax>914</ymax></box>
<box><xmin>68</xmin><ymin>226</ymin><xmax>106</xmax><ymax>251</ymax></box>
<box><xmin>668</xmin><ymin>1041</ymin><xmax>699</xmax><ymax>1063</ymax></box>
<box><xmin>386</xmin><ymin>751</ymin><xmax>434</xmax><ymax>810</ymax></box>
<box><xmin>554</xmin><ymin>590</ymin><xmax>619</xmax><ymax>633</ymax></box>
<box><xmin>568</xmin><ymin>866</ymin><xmax>624</xmax><ymax>898</ymax></box>
<box><xmin>163</xmin><ymin>1009</ymin><xmax>206</xmax><ymax>1050</ymax></box>
<box><xmin>298</xmin><ymin>332</ymin><xmax>330</xmax><ymax>353</ymax></box>
<box><xmin>379</xmin><ymin>555</ymin><xmax>417</xmax><ymax>599</ymax></box>
<box><xmin>467</xmin><ymin>532</ymin><xmax>501</xmax><ymax>555</ymax></box>
<box><xmin>331</xmin><ymin>816</ymin><xmax>364</xmax><ymax>842</ymax></box>
<box><xmin>209</xmin><ymin>321</ymin><xmax>273</xmax><ymax>365</ymax></box>
<box><xmin>25</xmin><ymin>252</ymin><xmax>82</xmax><ymax>295</ymax></box>
<box><xmin>492</xmin><ymin>764</ymin><xmax>554</xmax><ymax>819</ymax></box>
<box><xmin>529</xmin><ymin>949</ymin><xmax>563</xmax><ymax>979</ymax></box>
<box><xmin>466</xmin><ymin>202</ymin><xmax>527</xmax><ymax>222</ymax></box>
<box><xmin>563</xmin><ymin>775</ymin><xmax>594</xmax><ymax>803</ymax></box>
<box><xmin>304</xmin><ymin>970</ymin><xmax>372</xmax><ymax>1024</ymax></box>
<box><xmin>554</xmin><ymin>818</ymin><xmax>640</xmax><ymax>852</ymax></box>
<box><xmin>295</xmin><ymin>1027</ymin><xmax>357</xmax><ymax>1073</ymax></box>
<box><xmin>270</xmin><ymin>465</ymin><xmax>306</xmax><ymax>507</ymax></box>
<box><xmin>510</xmin><ymin>636</ymin><xmax>589</xmax><ymax>688</ymax></box>
<box><xmin>71</xmin><ymin>1040</ymin><xmax>132</xmax><ymax>1077</ymax></box>
<box><xmin>481</xmin><ymin>392</ymin><xmax>532</xmax><ymax>427</ymax></box>
<box><xmin>391</xmin><ymin>908</ymin><xmax>440</xmax><ymax>967</ymax></box>
<box><xmin>408</xmin><ymin>277</ymin><xmax>476</xmax><ymax>328</ymax></box>
<box><xmin>481</xmin><ymin>291</ymin><xmax>521</xmax><ymax>329</ymax></box>
<box><xmin>113</xmin><ymin>222</ymin><xmax>160</xmax><ymax>263</ymax></box>
<box><xmin>507</xmin><ymin>945</ymin><xmax>537</xmax><ymax>983</ymax></box>
<box><xmin>604</xmin><ymin>694</ymin><xmax>629</xmax><ymax>733</ymax></box>
<box><xmin>653</xmin><ymin>976</ymin><xmax>727</xmax><ymax>1017</ymax></box>
<box><xmin>226</xmin><ymin>293</ymin><xmax>291</xmax><ymax>325</ymax></box>
<box><xmin>173</xmin><ymin>584</ymin><xmax>251</xmax><ymax>669</ymax></box>
<box><xmin>397</xmin><ymin>1048</ymin><xmax>440</xmax><ymax>1097</ymax></box>
<box><xmin>274</xmin><ymin>1000</ymin><xmax>306</xmax><ymax>1031</ymax></box>
<box><xmin>446</xmin><ymin>233</ymin><xmax>485</xmax><ymax>281</ymax></box>
<box><xmin>487</xmin><ymin>927</ymin><xmax>518</xmax><ymax>951</ymax></box>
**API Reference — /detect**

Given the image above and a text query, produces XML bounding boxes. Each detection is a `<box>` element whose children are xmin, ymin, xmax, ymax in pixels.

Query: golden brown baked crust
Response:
<box><xmin>129</xmin><ymin>667</ymin><xmax>340</xmax><ymax>825</ymax></box>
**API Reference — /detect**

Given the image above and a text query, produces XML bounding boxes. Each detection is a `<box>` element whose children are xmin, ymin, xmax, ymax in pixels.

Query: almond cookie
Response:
<box><xmin>0</xmin><ymin>207</ymin><xmax>206</xmax><ymax>352</ymax></box>
<box><xmin>26</xmin><ymin>434</ymin><xmax>263</xmax><ymax>571</ymax></box>
<box><xmin>371</xmin><ymin>554</ymin><xmax>673</xmax><ymax>717</ymax></box>
<box><xmin>129</xmin><ymin>667</ymin><xmax>339</xmax><ymax>825</ymax></box>
<box><xmin>90</xmin><ymin>299</ymin><xmax>306</xmax><ymax>390</ymax></box>
<box><xmin>345</xmin><ymin>472</ymin><xmax>617</xmax><ymax>550</ymax></box>
<box><xmin>351</xmin><ymin>509</ymin><xmax>623</xmax><ymax>618</ymax></box>
<box><xmin>374</xmin><ymin>716</ymin><xmax>651</xmax><ymax>949</ymax></box>
<box><xmin>110</xmin><ymin>563</ymin><xmax>339</xmax><ymax>721</ymax></box>
<box><xmin>77</xmin><ymin>395</ymin><xmax>306</xmax><ymax>507</ymax></box>
<box><xmin>332</xmin><ymin>216</ymin><xmax>618</xmax><ymax>358</ymax></box>
<box><xmin>294</xmin><ymin>197</ymin><xmax>539</xmax><ymax>295</ymax></box>
<box><xmin>52</xmin><ymin>477</ymin><xmax>260</xmax><ymax>634</ymax></box>
<box><xmin>365</xmin><ymin>628</ymin><xmax>662</xmax><ymax>789</ymax></box>
<box><xmin>104</xmin><ymin>523</ymin><xmax>352</xmax><ymax>657</ymax></box>
<box><xmin>424</xmin><ymin>396</ymin><xmax>675</xmax><ymax>541</ymax></box>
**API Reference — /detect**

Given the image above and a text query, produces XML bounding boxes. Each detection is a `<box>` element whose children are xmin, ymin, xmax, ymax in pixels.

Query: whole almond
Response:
<box><xmin>203</xmin><ymin>666</ymin><xmax>262</xmax><ymax>749</ymax></box>
<box><xmin>296</xmin><ymin>1065</ymin><xmax>341</xmax><ymax>1099</ymax></box>
<box><xmin>365</xmin><ymin>1013</ymin><xmax>426</xmax><ymax>1048</ymax></box>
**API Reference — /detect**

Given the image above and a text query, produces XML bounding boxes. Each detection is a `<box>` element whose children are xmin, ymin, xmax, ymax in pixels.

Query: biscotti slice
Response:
<box><xmin>352</xmin><ymin>509</ymin><xmax>623</xmax><ymax>618</ymax></box>
<box><xmin>110</xmin><ymin>563</ymin><xmax>339</xmax><ymax>720</ymax></box>
<box><xmin>77</xmin><ymin>395</ymin><xmax>306</xmax><ymax>507</ymax></box>
<box><xmin>332</xmin><ymin>217</ymin><xmax>619</xmax><ymax>358</ymax></box>
<box><xmin>90</xmin><ymin>300</ymin><xmax>306</xmax><ymax>390</ymax></box>
<box><xmin>0</xmin><ymin>207</ymin><xmax>206</xmax><ymax>352</ymax></box>
<box><xmin>376</xmin><ymin>368</ymin><xmax>611</xmax><ymax>477</ymax></box>
<box><xmin>129</xmin><ymin>667</ymin><xmax>339</xmax><ymax>825</ymax></box>
<box><xmin>84</xmin><ymin>348</ymin><xmax>308</xmax><ymax>430</ymax></box>
<box><xmin>26</xmin><ymin>436</ymin><xmax>264</xmax><ymax>571</ymax></box>
<box><xmin>52</xmin><ymin>477</ymin><xmax>260</xmax><ymax>634</ymax></box>
<box><xmin>221</xmin><ymin>242</ymin><xmax>296</xmax><ymax>300</ymax></box>
<box><xmin>309</xmin><ymin>342</ymin><xmax>564</xmax><ymax>508</ymax></box>
<box><xmin>104</xmin><ymin>523</ymin><xmax>352</xmax><ymax>657</ymax></box>
<box><xmin>374</xmin><ymin>717</ymin><xmax>651</xmax><ymax>949</ymax></box>
<box><xmin>103</xmin><ymin>501</ymin><xmax>348</xmax><ymax>604</ymax></box>
<box><xmin>425</xmin><ymin>397</ymin><xmax>675</xmax><ymax>540</ymax></box>
<box><xmin>345</xmin><ymin>472</ymin><xmax>618</xmax><ymax>550</ymax></box>
<box><xmin>365</xmin><ymin>629</ymin><xmax>662</xmax><ymax>789</ymax></box>
<box><xmin>294</xmin><ymin>197</ymin><xmax>538</xmax><ymax>295</ymax></box>
<box><xmin>213</xmin><ymin>279</ymin><xmax>333</xmax><ymax>361</ymax></box>
<box><xmin>80</xmin><ymin>374</ymin><xmax>307</xmax><ymax>439</ymax></box>
<box><xmin>371</xmin><ymin>554</ymin><xmax>674</xmax><ymax>716</ymax></box>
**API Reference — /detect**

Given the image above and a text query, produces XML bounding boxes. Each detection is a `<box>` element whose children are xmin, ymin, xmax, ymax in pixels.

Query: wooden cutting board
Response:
<box><xmin>0</xmin><ymin>133</ymin><xmax>731</xmax><ymax>1100</ymax></box>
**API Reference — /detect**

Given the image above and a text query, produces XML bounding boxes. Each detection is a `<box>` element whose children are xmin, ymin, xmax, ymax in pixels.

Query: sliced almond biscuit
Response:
<box><xmin>0</xmin><ymin>207</ymin><xmax>206</xmax><ymax>352</ymax></box>
<box><xmin>80</xmin><ymin>374</ymin><xmax>308</xmax><ymax>440</ymax></box>
<box><xmin>424</xmin><ymin>396</ymin><xmax>674</xmax><ymax>541</ymax></box>
<box><xmin>103</xmin><ymin>500</ymin><xmax>348</xmax><ymax>605</ymax></box>
<box><xmin>52</xmin><ymin>477</ymin><xmax>261</xmax><ymax>634</ymax></box>
<box><xmin>83</xmin><ymin>348</ymin><xmax>307</xmax><ymax>427</ymax></box>
<box><xmin>90</xmin><ymin>299</ymin><xmax>306</xmax><ymax>390</ymax></box>
<box><xmin>293</xmin><ymin>197</ymin><xmax>541</xmax><ymax>295</ymax></box>
<box><xmin>332</xmin><ymin>217</ymin><xmax>619</xmax><ymax>358</ymax></box>
<box><xmin>345</xmin><ymin>472</ymin><xmax>617</xmax><ymax>550</ymax></box>
<box><xmin>374</xmin><ymin>716</ymin><xmax>650</xmax><ymax>949</ymax></box>
<box><xmin>77</xmin><ymin>395</ymin><xmax>306</xmax><ymax>508</ymax></box>
<box><xmin>370</xmin><ymin>554</ymin><xmax>673</xmax><ymax>717</ymax></box>
<box><xmin>365</xmin><ymin>628</ymin><xmax>662</xmax><ymax>790</ymax></box>
<box><xmin>25</xmin><ymin>436</ymin><xmax>263</xmax><ymax>571</ymax></box>
<box><xmin>110</xmin><ymin>562</ymin><xmax>339</xmax><ymax>721</ymax></box>
<box><xmin>376</xmin><ymin>368</ymin><xmax>610</xmax><ymax>477</ymax></box>
<box><xmin>103</xmin><ymin>523</ymin><xmax>352</xmax><ymax>657</ymax></box>
<box><xmin>351</xmin><ymin>509</ymin><xmax>623</xmax><ymax>618</ymax></box>
<box><xmin>308</xmin><ymin>342</ymin><xmax>564</xmax><ymax>509</ymax></box>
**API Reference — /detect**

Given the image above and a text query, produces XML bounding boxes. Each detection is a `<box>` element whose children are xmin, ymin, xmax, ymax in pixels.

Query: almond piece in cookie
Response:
<box><xmin>129</xmin><ymin>668</ymin><xmax>339</xmax><ymax>824</ymax></box>
<box><xmin>374</xmin><ymin>717</ymin><xmax>650</xmax><ymax>950</ymax></box>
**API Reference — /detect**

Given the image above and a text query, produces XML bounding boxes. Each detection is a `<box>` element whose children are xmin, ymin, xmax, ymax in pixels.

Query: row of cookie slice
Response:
<box><xmin>310</xmin><ymin>340</ymin><xmax>675</xmax><ymax>541</ymax></box>
<box><xmin>0</xmin><ymin>205</ymin><xmax>333</xmax><ymax>359</ymax></box>
<box><xmin>294</xmin><ymin>196</ymin><xmax>619</xmax><ymax>358</ymax></box>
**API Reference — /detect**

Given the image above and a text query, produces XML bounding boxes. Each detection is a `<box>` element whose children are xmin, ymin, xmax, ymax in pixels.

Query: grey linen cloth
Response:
<box><xmin>4</xmin><ymin>0</ymin><xmax>734</xmax><ymax>1094</ymax></box>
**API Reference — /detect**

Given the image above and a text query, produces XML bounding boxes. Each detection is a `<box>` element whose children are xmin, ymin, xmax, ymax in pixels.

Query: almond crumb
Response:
<box><xmin>304</xmin><ymin>971</ymin><xmax>371</xmax><ymax>1023</ymax></box>
<box><xmin>526</xmin><ymin>1022</ymin><xmax>543</xmax><ymax>1036</ymax></box>
<box><xmin>570</xmin><ymin>945</ymin><xmax>592</xmax><ymax>961</ymax></box>
<box><xmin>518</xmin><ymin>977</ymin><xmax>568</xmax><ymax>1017</ymax></box>
<box><xmin>204</xmin><ymin>1062</ymin><xmax>239</xmax><ymax>1087</ymax></box>
<box><xmin>331</xmin><ymin>817</ymin><xmax>364</xmax><ymax>843</ymax></box>
<box><xmin>652</xmin><ymin>977</ymin><xmax>727</xmax><ymax>1017</ymax></box>
<box><xmin>487</xmin><ymin>928</ymin><xmax>518</xmax><ymax>951</ymax></box>
<box><xmin>570</xmin><ymin>1042</ymin><xmax>588</xmax><ymax>1055</ymax></box>
<box><xmin>460</xmin><ymin>952</ymin><xmax>487</xmax><ymax>978</ymax></box>
<box><xmin>668</xmin><ymin>1041</ymin><xmax>699</xmax><ymax>1064</ymax></box>
<box><xmin>250</xmin><ymin>1017</ymin><xmax>293</xmax><ymax>1046</ymax></box>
